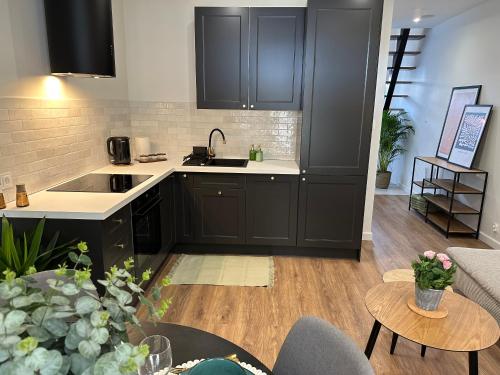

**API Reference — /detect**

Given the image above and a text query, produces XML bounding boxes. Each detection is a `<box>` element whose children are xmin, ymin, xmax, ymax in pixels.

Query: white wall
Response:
<box><xmin>397</xmin><ymin>0</ymin><xmax>500</xmax><ymax>247</ymax></box>
<box><xmin>362</xmin><ymin>0</ymin><xmax>394</xmax><ymax>240</ymax></box>
<box><xmin>0</xmin><ymin>0</ymin><xmax>129</xmax><ymax>100</ymax></box>
<box><xmin>122</xmin><ymin>0</ymin><xmax>306</xmax><ymax>102</ymax></box>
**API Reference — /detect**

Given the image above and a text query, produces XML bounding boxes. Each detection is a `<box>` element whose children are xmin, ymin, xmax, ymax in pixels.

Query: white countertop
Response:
<box><xmin>1</xmin><ymin>159</ymin><xmax>299</xmax><ymax>220</ymax></box>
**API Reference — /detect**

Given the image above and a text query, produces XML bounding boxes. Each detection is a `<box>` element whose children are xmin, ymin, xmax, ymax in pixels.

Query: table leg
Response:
<box><xmin>364</xmin><ymin>320</ymin><xmax>382</xmax><ymax>359</ymax></box>
<box><xmin>421</xmin><ymin>345</ymin><xmax>427</xmax><ymax>357</ymax></box>
<box><xmin>390</xmin><ymin>333</ymin><xmax>398</xmax><ymax>355</ymax></box>
<box><xmin>469</xmin><ymin>351</ymin><xmax>478</xmax><ymax>375</ymax></box>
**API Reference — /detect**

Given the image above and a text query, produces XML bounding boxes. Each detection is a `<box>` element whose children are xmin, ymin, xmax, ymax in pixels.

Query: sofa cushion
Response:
<box><xmin>447</xmin><ymin>247</ymin><xmax>500</xmax><ymax>303</ymax></box>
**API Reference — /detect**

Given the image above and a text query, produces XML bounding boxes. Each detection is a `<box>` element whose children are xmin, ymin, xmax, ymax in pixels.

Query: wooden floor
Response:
<box><xmin>138</xmin><ymin>195</ymin><xmax>500</xmax><ymax>374</ymax></box>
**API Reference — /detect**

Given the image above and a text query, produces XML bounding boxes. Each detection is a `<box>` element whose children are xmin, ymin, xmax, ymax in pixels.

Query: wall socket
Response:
<box><xmin>493</xmin><ymin>223</ymin><xmax>499</xmax><ymax>233</ymax></box>
<box><xmin>0</xmin><ymin>173</ymin><xmax>13</xmax><ymax>190</ymax></box>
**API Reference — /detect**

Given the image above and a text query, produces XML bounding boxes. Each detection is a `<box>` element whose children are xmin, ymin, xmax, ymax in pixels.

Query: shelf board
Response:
<box><xmin>425</xmin><ymin>195</ymin><xmax>478</xmax><ymax>214</ymax></box>
<box><xmin>416</xmin><ymin>156</ymin><xmax>485</xmax><ymax>174</ymax></box>
<box><xmin>389</xmin><ymin>51</ymin><xmax>421</xmax><ymax>56</ymax></box>
<box><xmin>388</xmin><ymin>66</ymin><xmax>416</xmax><ymax>70</ymax></box>
<box><xmin>426</xmin><ymin>179</ymin><xmax>482</xmax><ymax>194</ymax></box>
<box><xmin>386</xmin><ymin>81</ymin><xmax>413</xmax><ymax>84</ymax></box>
<box><xmin>427</xmin><ymin>212</ymin><xmax>476</xmax><ymax>234</ymax></box>
<box><xmin>385</xmin><ymin>94</ymin><xmax>409</xmax><ymax>98</ymax></box>
<box><xmin>413</xmin><ymin>180</ymin><xmax>435</xmax><ymax>189</ymax></box>
<box><xmin>391</xmin><ymin>34</ymin><xmax>426</xmax><ymax>40</ymax></box>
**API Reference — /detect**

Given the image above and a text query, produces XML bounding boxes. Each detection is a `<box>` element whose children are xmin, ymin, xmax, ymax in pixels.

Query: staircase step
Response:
<box><xmin>388</xmin><ymin>66</ymin><xmax>416</xmax><ymax>70</ymax></box>
<box><xmin>386</xmin><ymin>81</ymin><xmax>413</xmax><ymax>84</ymax></box>
<box><xmin>389</xmin><ymin>51</ymin><xmax>421</xmax><ymax>56</ymax></box>
<box><xmin>391</xmin><ymin>34</ymin><xmax>425</xmax><ymax>40</ymax></box>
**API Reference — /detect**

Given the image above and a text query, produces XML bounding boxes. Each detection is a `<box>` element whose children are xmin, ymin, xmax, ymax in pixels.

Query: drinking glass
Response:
<box><xmin>139</xmin><ymin>335</ymin><xmax>173</xmax><ymax>375</ymax></box>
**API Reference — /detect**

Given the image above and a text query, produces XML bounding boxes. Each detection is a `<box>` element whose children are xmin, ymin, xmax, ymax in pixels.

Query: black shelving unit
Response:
<box><xmin>409</xmin><ymin>156</ymin><xmax>488</xmax><ymax>238</ymax></box>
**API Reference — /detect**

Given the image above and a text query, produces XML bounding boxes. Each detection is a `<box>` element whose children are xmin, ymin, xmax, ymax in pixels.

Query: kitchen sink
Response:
<box><xmin>205</xmin><ymin>158</ymin><xmax>248</xmax><ymax>167</ymax></box>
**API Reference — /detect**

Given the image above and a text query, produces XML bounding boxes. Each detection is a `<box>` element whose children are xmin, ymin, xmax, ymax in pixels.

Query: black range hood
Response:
<box><xmin>44</xmin><ymin>0</ymin><xmax>116</xmax><ymax>78</ymax></box>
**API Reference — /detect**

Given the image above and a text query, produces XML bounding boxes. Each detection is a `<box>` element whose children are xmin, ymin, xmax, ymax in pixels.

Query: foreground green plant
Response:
<box><xmin>0</xmin><ymin>216</ymin><xmax>76</xmax><ymax>277</ymax></box>
<box><xmin>378</xmin><ymin>110</ymin><xmax>415</xmax><ymax>173</ymax></box>
<box><xmin>0</xmin><ymin>242</ymin><xmax>171</xmax><ymax>375</ymax></box>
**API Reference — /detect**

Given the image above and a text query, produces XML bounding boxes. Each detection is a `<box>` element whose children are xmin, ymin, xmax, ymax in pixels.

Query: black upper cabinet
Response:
<box><xmin>246</xmin><ymin>175</ymin><xmax>298</xmax><ymax>246</ymax></box>
<box><xmin>44</xmin><ymin>0</ymin><xmax>115</xmax><ymax>77</ymax></box>
<box><xmin>195</xmin><ymin>7</ymin><xmax>305</xmax><ymax>110</ymax></box>
<box><xmin>195</xmin><ymin>7</ymin><xmax>249</xmax><ymax>109</ymax></box>
<box><xmin>300</xmin><ymin>0</ymin><xmax>383</xmax><ymax>175</ymax></box>
<box><xmin>249</xmin><ymin>8</ymin><xmax>304</xmax><ymax>110</ymax></box>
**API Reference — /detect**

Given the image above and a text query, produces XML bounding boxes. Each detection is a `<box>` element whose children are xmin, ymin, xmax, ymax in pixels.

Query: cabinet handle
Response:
<box><xmin>183</xmin><ymin>174</ymin><xmax>187</xmax><ymax>178</ymax></box>
<box><xmin>302</xmin><ymin>170</ymin><xmax>306</xmax><ymax>174</ymax></box>
<box><xmin>302</xmin><ymin>177</ymin><xmax>306</xmax><ymax>182</ymax></box>
<box><xmin>114</xmin><ymin>243</ymin><xmax>125</xmax><ymax>249</ymax></box>
<box><xmin>242</xmin><ymin>104</ymin><xmax>246</xmax><ymax>108</ymax></box>
<box><xmin>250</xmin><ymin>104</ymin><xmax>254</xmax><ymax>109</ymax></box>
<box><xmin>270</xmin><ymin>176</ymin><xmax>275</xmax><ymax>181</ymax></box>
<box><xmin>218</xmin><ymin>191</ymin><xmax>222</xmax><ymax>196</ymax></box>
<box><xmin>112</xmin><ymin>218</ymin><xmax>124</xmax><ymax>224</ymax></box>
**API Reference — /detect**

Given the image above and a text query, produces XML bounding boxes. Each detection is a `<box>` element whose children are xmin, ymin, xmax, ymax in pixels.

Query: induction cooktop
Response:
<box><xmin>48</xmin><ymin>173</ymin><xmax>153</xmax><ymax>193</ymax></box>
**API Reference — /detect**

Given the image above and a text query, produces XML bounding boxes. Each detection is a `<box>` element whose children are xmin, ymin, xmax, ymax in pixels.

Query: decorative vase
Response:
<box><xmin>375</xmin><ymin>171</ymin><xmax>392</xmax><ymax>189</ymax></box>
<box><xmin>415</xmin><ymin>285</ymin><xmax>444</xmax><ymax>311</ymax></box>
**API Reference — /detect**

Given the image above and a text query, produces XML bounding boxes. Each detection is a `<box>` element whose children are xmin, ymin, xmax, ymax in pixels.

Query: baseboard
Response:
<box><xmin>479</xmin><ymin>232</ymin><xmax>500</xmax><ymax>249</ymax></box>
<box><xmin>362</xmin><ymin>232</ymin><xmax>373</xmax><ymax>241</ymax></box>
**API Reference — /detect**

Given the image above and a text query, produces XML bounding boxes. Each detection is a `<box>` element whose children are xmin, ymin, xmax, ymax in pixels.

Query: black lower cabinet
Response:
<box><xmin>297</xmin><ymin>175</ymin><xmax>366</xmax><ymax>251</ymax></box>
<box><xmin>246</xmin><ymin>175</ymin><xmax>298</xmax><ymax>246</ymax></box>
<box><xmin>194</xmin><ymin>187</ymin><xmax>245</xmax><ymax>244</ymax></box>
<box><xmin>175</xmin><ymin>173</ymin><xmax>195</xmax><ymax>243</ymax></box>
<box><xmin>160</xmin><ymin>175</ymin><xmax>176</xmax><ymax>250</ymax></box>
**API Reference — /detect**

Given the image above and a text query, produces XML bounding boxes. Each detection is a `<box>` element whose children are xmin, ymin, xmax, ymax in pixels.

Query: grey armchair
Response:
<box><xmin>273</xmin><ymin>317</ymin><xmax>374</xmax><ymax>375</ymax></box>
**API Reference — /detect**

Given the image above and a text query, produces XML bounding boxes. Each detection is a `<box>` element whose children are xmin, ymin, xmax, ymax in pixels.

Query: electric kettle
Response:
<box><xmin>107</xmin><ymin>136</ymin><xmax>131</xmax><ymax>165</ymax></box>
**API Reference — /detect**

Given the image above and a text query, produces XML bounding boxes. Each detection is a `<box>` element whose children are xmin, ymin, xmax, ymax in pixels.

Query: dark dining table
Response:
<box><xmin>129</xmin><ymin>322</ymin><xmax>273</xmax><ymax>374</ymax></box>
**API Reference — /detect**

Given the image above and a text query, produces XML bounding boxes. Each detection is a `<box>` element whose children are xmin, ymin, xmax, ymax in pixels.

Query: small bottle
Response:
<box><xmin>16</xmin><ymin>184</ymin><xmax>29</xmax><ymax>207</ymax></box>
<box><xmin>255</xmin><ymin>145</ymin><xmax>263</xmax><ymax>162</ymax></box>
<box><xmin>0</xmin><ymin>190</ymin><xmax>6</xmax><ymax>209</ymax></box>
<box><xmin>249</xmin><ymin>144</ymin><xmax>256</xmax><ymax>161</ymax></box>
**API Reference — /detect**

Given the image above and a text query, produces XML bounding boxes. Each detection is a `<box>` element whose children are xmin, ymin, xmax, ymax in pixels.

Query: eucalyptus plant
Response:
<box><xmin>0</xmin><ymin>241</ymin><xmax>171</xmax><ymax>375</ymax></box>
<box><xmin>378</xmin><ymin>110</ymin><xmax>415</xmax><ymax>173</ymax></box>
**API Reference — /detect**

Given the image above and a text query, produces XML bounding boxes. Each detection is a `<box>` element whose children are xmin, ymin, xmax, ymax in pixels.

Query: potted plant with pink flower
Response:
<box><xmin>411</xmin><ymin>250</ymin><xmax>457</xmax><ymax>311</ymax></box>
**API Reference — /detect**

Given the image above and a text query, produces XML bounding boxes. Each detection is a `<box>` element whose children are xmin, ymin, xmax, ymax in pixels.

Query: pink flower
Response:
<box><xmin>437</xmin><ymin>253</ymin><xmax>450</xmax><ymax>262</ymax></box>
<box><xmin>443</xmin><ymin>260</ymin><xmax>453</xmax><ymax>270</ymax></box>
<box><xmin>423</xmin><ymin>250</ymin><xmax>436</xmax><ymax>259</ymax></box>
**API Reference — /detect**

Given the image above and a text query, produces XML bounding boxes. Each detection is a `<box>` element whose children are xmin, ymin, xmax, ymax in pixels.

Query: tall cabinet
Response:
<box><xmin>298</xmin><ymin>0</ymin><xmax>384</xmax><ymax>254</ymax></box>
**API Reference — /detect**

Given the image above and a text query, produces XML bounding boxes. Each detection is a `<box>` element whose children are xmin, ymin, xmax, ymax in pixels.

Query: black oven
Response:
<box><xmin>131</xmin><ymin>185</ymin><xmax>163</xmax><ymax>282</ymax></box>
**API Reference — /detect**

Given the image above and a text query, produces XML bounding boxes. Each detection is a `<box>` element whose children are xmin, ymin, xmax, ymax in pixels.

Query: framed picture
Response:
<box><xmin>436</xmin><ymin>85</ymin><xmax>481</xmax><ymax>159</ymax></box>
<box><xmin>448</xmin><ymin>105</ymin><xmax>493</xmax><ymax>169</ymax></box>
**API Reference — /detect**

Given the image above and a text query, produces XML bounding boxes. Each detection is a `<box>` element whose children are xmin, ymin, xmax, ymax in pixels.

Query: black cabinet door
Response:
<box><xmin>160</xmin><ymin>175</ymin><xmax>175</xmax><ymax>251</ymax></box>
<box><xmin>300</xmin><ymin>0</ymin><xmax>383</xmax><ymax>175</ymax></box>
<box><xmin>297</xmin><ymin>175</ymin><xmax>366</xmax><ymax>249</ymax></box>
<box><xmin>175</xmin><ymin>173</ymin><xmax>195</xmax><ymax>243</ymax></box>
<box><xmin>246</xmin><ymin>175</ymin><xmax>298</xmax><ymax>245</ymax></box>
<box><xmin>195</xmin><ymin>7</ymin><xmax>249</xmax><ymax>109</ymax></box>
<box><xmin>249</xmin><ymin>8</ymin><xmax>305</xmax><ymax>110</ymax></box>
<box><xmin>194</xmin><ymin>187</ymin><xmax>245</xmax><ymax>244</ymax></box>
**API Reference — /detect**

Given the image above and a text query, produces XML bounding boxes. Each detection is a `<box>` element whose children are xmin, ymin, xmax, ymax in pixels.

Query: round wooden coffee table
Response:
<box><xmin>364</xmin><ymin>282</ymin><xmax>499</xmax><ymax>375</ymax></box>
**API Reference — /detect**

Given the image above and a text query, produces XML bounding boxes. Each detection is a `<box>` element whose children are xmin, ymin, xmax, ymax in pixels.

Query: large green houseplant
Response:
<box><xmin>376</xmin><ymin>110</ymin><xmax>415</xmax><ymax>189</ymax></box>
<box><xmin>0</xmin><ymin>241</ymin><xmax>171</xmax><ymax>374</ymax></box>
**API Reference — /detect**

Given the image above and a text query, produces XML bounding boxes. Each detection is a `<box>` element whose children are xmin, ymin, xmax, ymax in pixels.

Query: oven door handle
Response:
<box><xmin>133</xmin><ymin>197</ymin><xmax>163</xmax><ymax>217</ymax></box>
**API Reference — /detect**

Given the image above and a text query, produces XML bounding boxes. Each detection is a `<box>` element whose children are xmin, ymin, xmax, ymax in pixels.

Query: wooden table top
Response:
<box><xmin>365</xmin><ymin>282</ymin><xmax>499</xmax><ymax>352</ymax></box>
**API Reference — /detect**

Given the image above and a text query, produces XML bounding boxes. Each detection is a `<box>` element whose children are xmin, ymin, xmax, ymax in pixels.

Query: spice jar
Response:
<box><xmin>16</xmin><ymin>184</ymin><xmax>30</xmax><ymax>207</ymax></box>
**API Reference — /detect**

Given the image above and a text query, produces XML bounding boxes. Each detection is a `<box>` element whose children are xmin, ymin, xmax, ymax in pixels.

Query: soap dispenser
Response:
<box><xmin>255</xmin><ymin>145</ymin><xmax>263</xmax><ymax>162</ymax></box>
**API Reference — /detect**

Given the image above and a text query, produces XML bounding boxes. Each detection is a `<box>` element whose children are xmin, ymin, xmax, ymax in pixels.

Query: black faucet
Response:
<box><xmin>208</xmin><ymin>128</ymin><xmax>226</xmax><ymax>158</ymax></box>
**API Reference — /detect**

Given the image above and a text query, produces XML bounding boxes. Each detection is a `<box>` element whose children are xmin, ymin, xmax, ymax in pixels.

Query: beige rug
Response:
<box><xmin>167</xmin><ymin>254</ymin><xmax>274</xmax><ymax>287</ymax></box>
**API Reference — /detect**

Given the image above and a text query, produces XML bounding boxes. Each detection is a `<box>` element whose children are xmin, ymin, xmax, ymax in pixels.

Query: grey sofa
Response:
<box><xmin>447</xmin><ymin>247</ymin><xmax>500</xmax><ymax>324</ymax></box>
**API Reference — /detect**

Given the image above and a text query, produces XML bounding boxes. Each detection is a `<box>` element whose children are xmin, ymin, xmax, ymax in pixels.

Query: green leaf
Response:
<box><xmin>78</xmin><ymin>255</ymin><xmax>92</xmax><ymax>266</ymax></box>
<box><xmin>78</xmin><ymin>340</ymin><xmax>101</xmax><ymax>359</ymax></box>
<box><xmin>75</xmin><ymin>319</ymin><xmax>92</xmax><ymax>338</ymax></box>
<box><xmin>25</xmin><ymin>347</ymin><xmax>63</xmax><ymax>375</ymax></box>
<box><xmin>49</xmin><ymin>295</ymin><xmax>70</xmax><ymax>305</ymax></box>
<box><xmin>42</xmin><ymin>318</ymin><xmax>68</xmax><ymax>337</ymax></box>
<box><xmin>93</xmin><ymin>352</ymin><xmax>120</xmax><ymax>375</ymax></box>
<box><xmin>61</xmin><ymin>283</ymin><xmax>79</xmax><ymax>296</ymax></box>
<box><xmin>4</xmin><ymin>310</ymin><xmax>27</xmax><ymax>334</ymax></box>
<box><xmin>75</xmin><ymin>296</ymin><xmax>101</xmax><ymax>315</ymax></box>
<box><xmin>70</xmin><ymin>353</ymin><xmax>93</xmax><ymax>375</ymax></box>
<box><xmin>65</xmin><ymin>324</ymin><xmax>84</xmax><ymax>350</ymax></box>
<box><xmin>152</xmin><ymin>286</ymin><xmax>161</xmax><ymax>301</ymax></box>
<box><xmin>68</xmin><ymin>252</ymin><xmax>79</xmax><ymax>264</ymax></box>
<box><xmin>126</xmin><ymin>282</ymin><xmax>142</xmax><ymax>294</ymax></box>
<box><xmin>90</xmin><ymin>327</ymin><xmax>109</xmax><ymax>345</ymax></box>
<box><xmin>27</xmin><ymin>326</ymin><xmax>52</xmax><ymax>343</ymax></box>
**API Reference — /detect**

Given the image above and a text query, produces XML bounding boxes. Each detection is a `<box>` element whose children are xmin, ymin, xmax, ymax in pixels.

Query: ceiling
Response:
<box><xmin>392</xmin><ymin>0</ymin><xmax>488</xmax><ymax>28</ymax></box>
